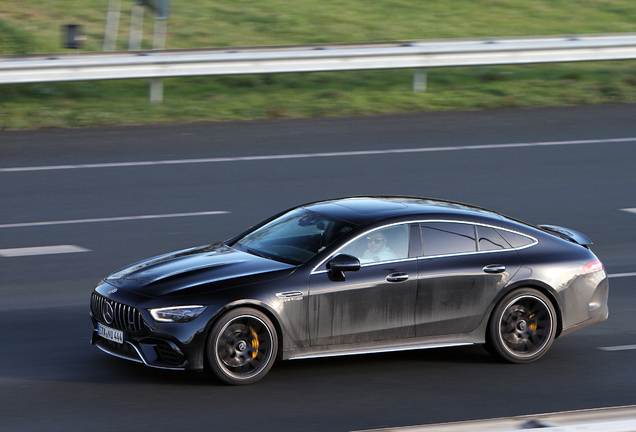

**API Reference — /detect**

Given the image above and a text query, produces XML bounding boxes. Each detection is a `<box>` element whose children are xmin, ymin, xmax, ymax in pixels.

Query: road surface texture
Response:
<box><xmin>1</xmin><ymin>104</ymin><xmax>635</xmax><ymax>431</ymax></box>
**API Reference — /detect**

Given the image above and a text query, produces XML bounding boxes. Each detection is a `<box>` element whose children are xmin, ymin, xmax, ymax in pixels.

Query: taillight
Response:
<box><xmin>579</xmin><ymin>259</ymin><xmax>604</xmax><ymax>275</ymax></box>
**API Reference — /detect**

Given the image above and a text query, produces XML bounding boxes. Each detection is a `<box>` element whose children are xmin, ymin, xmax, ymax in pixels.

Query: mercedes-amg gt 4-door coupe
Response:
<box><xmin>90</xmin><ymin>197</ymin><xmax>608</xmax><ymax>385</ymax></box>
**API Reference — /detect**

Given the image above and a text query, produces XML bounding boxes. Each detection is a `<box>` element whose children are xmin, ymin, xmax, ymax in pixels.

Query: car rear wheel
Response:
<box><xmin>486</xmin><ymin>288</ymin><xmax>557</xmax><ymax>363</ymax></box>
<box><xmin>207</xmin><ymin>307</ymin><xmax>278</xmax><ymax>385</ymax></box>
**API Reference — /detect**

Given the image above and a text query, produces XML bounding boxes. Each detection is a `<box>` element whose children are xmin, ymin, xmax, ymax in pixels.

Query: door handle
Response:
<box><xmin>483</xmin><ymin>264</ymin><xmax>506</xmax><ymax>274</ymax></box>
<box><xmin>386</xmin><ymin>272</ymin><xmax>409</xmax><ymax>282</ymax></box>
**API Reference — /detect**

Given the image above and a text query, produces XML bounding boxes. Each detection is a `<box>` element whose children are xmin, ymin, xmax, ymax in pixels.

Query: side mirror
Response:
<box><xmin>327</xmin><ymin>254</ymin><xmax>361</xmax><ymax>281</ymax></box>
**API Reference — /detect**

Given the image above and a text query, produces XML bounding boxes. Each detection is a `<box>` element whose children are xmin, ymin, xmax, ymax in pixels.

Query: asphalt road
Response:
<box><xmin>1</xmin><ymin>105</ymin><xmax>635</xmax><ymax>432</ymax></box>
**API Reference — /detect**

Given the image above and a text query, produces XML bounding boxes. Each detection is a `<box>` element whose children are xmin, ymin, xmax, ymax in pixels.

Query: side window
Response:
<box><xmin>421</xmin><ymin>222</ymin><xmax>476</xmax><ymax>256</ymax></box>
<box><xmin>337</xmin><ymin>224</ymin><xmax>410</xmax><ymax>264</ymax></box>
<box><xmin>477</xmin><ymin>226</ymin><xmax>509</xmax><ymax>251</ymax></box>
<box><xmin>496</xmin><ymin>229</ymin><xmax>535</xmax><ymax>249</ymax></box>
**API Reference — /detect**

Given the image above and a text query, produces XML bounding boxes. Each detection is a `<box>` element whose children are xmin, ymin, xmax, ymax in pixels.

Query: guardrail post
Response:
<box><xmin>413</xmin><ymin>68</ymin><xmax>427</xmax><ymax>92</ymax></box>
<box><xmin>128</xmin><ymin>3</ymin><xmax>144</xmax><ymax>50</ymax></box>
<box><xmin>149</xmin><ymin>17</ymin><xmax>167</xmax><ymax>103</ymax></box>
<box><xmin>103</xmin><ymin>0</ymin><xmax>121</xmax><ymax>51</ymax></box>
<box><xmin>152</xmin><ymin>17</ymin><xmax>167</xmax><ymax>50</ymax></box>
<box><xmin>150</xmin><ymin>79</ymin><xmax>163</xmax><ymax>103</ymax></box>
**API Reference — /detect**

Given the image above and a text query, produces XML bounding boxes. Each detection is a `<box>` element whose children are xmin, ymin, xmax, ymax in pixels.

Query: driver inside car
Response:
<box><xmin>362</xmin><ymin>230</ymin><xmax>397</xmax><ymax>263</ymax></box>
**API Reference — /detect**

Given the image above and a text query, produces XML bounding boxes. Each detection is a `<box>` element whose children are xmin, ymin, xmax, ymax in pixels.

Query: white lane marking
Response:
<box><xmin>0</xmin><ymin>211</ymin><xmax>229</xmax><ymax>229</ymax></box>
<box><xmin>0</xmin><ymin>245</ymin><xmax>90</xmax><ymax>257</ymax></box>
<box><xmin>1</xmin><ymin>137</ymin><xmax>635</xmax><ymax>173</ymax></box>
<box><xmin>621</xmin><ymin>208</ymin><xmax>636</xmax><ymax>214</ymax></box>
<box><xmin>598</xmin><ymin>345</ymin><xmax>636</xmax><ymax>351</ymax></box>
<box><xmin>608</xmin><ymin>272</ymin><xmax>636</xmax><ymax>279</ymax></box>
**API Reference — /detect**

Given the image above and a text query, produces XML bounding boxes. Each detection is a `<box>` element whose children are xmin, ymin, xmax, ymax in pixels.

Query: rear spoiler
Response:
<box><xmin>538</xmin><ymin>224</ymin><xmax>593</xmax><ymax>247</ymax></box>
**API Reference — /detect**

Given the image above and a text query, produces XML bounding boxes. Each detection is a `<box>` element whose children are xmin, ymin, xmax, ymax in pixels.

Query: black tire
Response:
<box><xmin>207</xmin><ymin>307</ymin><xmax>278</xmax><ymax>385</ymax></box>
<box><xmin>486</xmin><ymin>288</ymin><xmax>557</xmax><ymax>363</ymax></box>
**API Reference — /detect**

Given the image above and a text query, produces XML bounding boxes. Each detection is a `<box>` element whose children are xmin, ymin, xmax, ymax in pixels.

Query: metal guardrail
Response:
<box><xmin>356</xmin><ymin>405</ymin><xmax>636</xmax><ymax>432</ymax></box>
<box><xmin>2</xmin><ymin>33</ymin><xmax>636</xmax><ymax>84</ymax></box>
<box><xmin>2</xmin><ymin>33</ymin><xmax>636</xmax><ymax>101</ymax></box>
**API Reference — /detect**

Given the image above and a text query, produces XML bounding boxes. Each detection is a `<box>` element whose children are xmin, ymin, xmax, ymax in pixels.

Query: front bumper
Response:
<box><xmin>90</xmin><ymin>312</ymin><xmax>206</xmax><ymax>371</ymax></box>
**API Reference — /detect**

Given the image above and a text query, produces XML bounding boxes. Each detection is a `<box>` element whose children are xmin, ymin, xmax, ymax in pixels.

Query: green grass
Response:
<box><xmin>1</xmin><ymin>0</ymin><xmax>636</xmax><ymax>129</ymax></box>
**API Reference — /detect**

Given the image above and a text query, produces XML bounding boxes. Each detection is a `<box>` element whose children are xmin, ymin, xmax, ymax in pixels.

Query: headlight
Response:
<box><xmin>149</xmin><ymin>305</ymin><xmax>208</xmax><ymax>323</ymax></box>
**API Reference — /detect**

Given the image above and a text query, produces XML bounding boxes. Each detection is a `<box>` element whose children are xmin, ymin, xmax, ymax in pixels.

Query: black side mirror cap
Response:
<box><xmin>327</xmin><ymin>254</ymin><xmax>361</xmax><ymax>281</ymax></box>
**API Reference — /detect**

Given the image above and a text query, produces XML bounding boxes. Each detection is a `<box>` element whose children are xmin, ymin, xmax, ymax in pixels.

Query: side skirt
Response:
<box><xmin>282</xmin><ymin>333</ymin><xmax>482</xmax><ymax>361</ymax></box>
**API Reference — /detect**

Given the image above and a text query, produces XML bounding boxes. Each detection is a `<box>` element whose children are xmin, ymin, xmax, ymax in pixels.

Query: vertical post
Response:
<box><xmin>152</xmin><ymin>17</ymin><xmax>167</xmax><ymax>50</ymax></box>
<box><xmin>128</xmin><ymin>3</ymin><xmax>144</xmax><ymax>50</ymax></box>
<box><xmin>413</xmin><ymin>68</ymin><xmax>427</xmax><ymax>92</ymax></box>
<box><xmin>103</xmin><ymin>0</ymin><xmax>121</xmax><ymax>51</ymax></box>
<box><xmin>150</xmin><ymin>79</ymin><xmax>164</xmax><ymax>103</ymax></box>
<box><xmin>149</xmin><ymin>17</ymin><xmax>167</xmax><ymax>103</ymax></box>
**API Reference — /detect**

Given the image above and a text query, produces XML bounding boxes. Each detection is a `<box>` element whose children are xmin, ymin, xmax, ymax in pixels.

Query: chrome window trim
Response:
<box><xmin>310</xmin><ymin>219</ymin><xmax>537</xmax><ymax>274</ymax></box>
<box><xmin>418</xmin><ymin>244</ymin><xmax>532</xmax><ymax>261</ymax></box>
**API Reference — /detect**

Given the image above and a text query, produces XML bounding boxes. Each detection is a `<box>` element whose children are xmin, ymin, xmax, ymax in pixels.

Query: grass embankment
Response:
<box><xmin>1</xmin><ymin>0</ymin><xmax>636</xmax><ymax>129</ymax></box>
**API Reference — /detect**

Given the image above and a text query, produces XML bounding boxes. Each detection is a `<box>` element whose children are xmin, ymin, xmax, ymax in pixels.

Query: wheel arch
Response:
<box><xmin>487</xmin><ymin>281</ymin><xmax>564</xmax><ymax>339</ymax></box>
<box><xmin>204</xmin><ymin>300</ymin><xmax>285</xmax><ymax>365</ymax></box>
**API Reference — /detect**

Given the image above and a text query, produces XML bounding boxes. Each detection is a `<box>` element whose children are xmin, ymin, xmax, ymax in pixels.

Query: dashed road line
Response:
<box><xmin>1</xmin><ymin>137</ymin><xmax>635</xmax><ymax>173</ymax></box>
<box><xmin>608</xmin><ymin>272</ymin><xmax>636</xmax><ymax>279</ymax></box>
<box><xmin>0</xmin><ymin>211</ymin><xmax>229</xmax><ymax>229</ymax></box>
<box><xmin>0</xmin><ymin>245</ymin><xmax>90</xmax><ymax>257</ymax></box>
<box><xmin>598</xmin><ymin>345</ymin><xmax>636</xmax><ymax>352</ymax></box>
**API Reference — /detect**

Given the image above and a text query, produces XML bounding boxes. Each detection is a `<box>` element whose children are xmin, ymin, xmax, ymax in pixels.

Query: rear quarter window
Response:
<box><xmin>496</xmin><ymin>229</ymin><xmax>535</xmax><ymax>248</ymax></box>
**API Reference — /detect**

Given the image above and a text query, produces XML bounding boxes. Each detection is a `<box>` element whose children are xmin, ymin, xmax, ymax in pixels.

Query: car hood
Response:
<box><xmin>103</xmin><ymin>243</ymin><xmax>295</xmax><ymax>296</ymax></box>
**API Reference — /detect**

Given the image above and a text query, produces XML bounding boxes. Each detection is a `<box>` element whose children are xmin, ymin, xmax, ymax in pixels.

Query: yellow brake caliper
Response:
<box><xmin>249</xmin><ymin>327</ymin><xmax>259</xmax><ymax>359</ymax></box>
<box><xmin>528</xmin><ymin>314</ymin><xmax>537</xmax><ymax>331</ymax></box>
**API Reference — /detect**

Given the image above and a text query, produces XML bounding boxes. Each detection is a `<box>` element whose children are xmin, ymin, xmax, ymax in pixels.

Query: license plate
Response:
<box><xmin>98</xmin><ymin>323</ymin><xmax>124</xmax><ymax>344</ymax></box>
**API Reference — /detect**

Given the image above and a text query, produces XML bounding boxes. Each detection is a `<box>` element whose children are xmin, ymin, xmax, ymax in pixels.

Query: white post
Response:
<box><xmin>128</xmin><ymin>3</ymin><xmax>144</xmax><ymax>50</ymax></box>
<box><xmin>152</xmin><ymin>17</ymin><xmax>167</xmax><ymax>50</ymax></box>
<box><xmin>413</xmin><ymin>68</ymin><xmax>427</xmax><ymax>92</ymax></box>
<box><xmin>150</xmin><ymin>78</ymin><xmax>164</xmax><ymax>103</ymax></box>
<box><xmin>103</xmin><ymin>0</ymin><xmax>121</xmax><ymax>51</ymax></box>
<box><xmin>149</xmin><ymin>18</ymin><xmax>167</xmax><ymax>103</ymax></box>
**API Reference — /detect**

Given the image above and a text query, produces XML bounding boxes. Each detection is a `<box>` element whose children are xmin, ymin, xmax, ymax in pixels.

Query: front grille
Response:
<box><xmin>91</xmin><ymin>293</ymin><xmax>145</xmax><ymax>332</ymax></box>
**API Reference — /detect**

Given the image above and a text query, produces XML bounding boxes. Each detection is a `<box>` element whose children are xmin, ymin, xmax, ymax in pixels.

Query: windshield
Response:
<box><xmin>233</xmin><ymin>208</ymin><xmax>357</xmax><ymax>265</ymax></box>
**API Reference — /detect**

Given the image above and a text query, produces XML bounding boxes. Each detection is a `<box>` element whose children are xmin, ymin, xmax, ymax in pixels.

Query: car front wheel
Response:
<box><xmin>486</xmin><ymin>288</ymin><xmax>557</xmax><ymax>363</ymax></box>
<box><xmin>207</xmin><ymin>307</ymin><xmax>278</xmax><ymax>385</ymax></box>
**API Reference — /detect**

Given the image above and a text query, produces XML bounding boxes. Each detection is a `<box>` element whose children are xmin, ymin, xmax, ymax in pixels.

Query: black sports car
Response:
<box><xmin>90</xmin><ymin>197</ymin><xmax>608</xmax><ymax>385</ymax></box>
